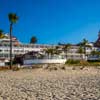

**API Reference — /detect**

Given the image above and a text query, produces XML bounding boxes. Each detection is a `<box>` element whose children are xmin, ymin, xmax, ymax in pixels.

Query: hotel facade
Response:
<box><xmin>0</xmin><ymin>33</ymin><xmax>100</xmax><ymax>63</ymax></box>
<box><xmin>0</xmin><ymin>34</ymin><xmax>56</xmax><ymax>62</ymax></box>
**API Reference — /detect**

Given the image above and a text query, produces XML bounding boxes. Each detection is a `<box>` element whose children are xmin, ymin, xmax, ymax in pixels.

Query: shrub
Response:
<box><xmin>79</xmin><ymin>60</ymin><xmax>89</xmax><ymax>66</ymax></box>
<box><xmin>65</xmin><ymin>59</ymin><xmax>80</xmax><ymax>65</ymax></box>
<box><xmin>65</xmin><ymin>59</ymin><xmax>89</xmax><ymax>66</ymax></box>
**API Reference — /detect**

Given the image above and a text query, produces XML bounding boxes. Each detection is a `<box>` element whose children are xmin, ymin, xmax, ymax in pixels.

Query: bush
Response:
<box><xmin>65</xmin><ymin>59</ymin><xmax>89</xmax><ymax>66</ymax></box>
<box><xmin>79</xmin><ymin>60</ymin><xmax>89</xmax><ymax>66</ymax></box>
<box><xmin>65</xmin><ymin>59</ymin><xmax>80</xmax><ymax>65</ymax></box>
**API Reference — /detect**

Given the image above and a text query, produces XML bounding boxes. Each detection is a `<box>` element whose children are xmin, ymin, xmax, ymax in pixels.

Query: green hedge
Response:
<box><xmin>65</xmin><ymin>59</ymin><xmax>100</xmax><ymax>66</ymax></box>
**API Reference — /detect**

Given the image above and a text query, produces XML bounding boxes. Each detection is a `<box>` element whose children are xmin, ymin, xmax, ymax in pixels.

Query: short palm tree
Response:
<box><xmin>62</xmin><ymin>43</ymin><xmax>71</xmax><ymax>58</ymax></box>
<box><xmin>0</xmin><ymin>29</ymin><xmax>5</xmax><ymax>38</ymax></box>
<box><xmin>80</xmin><ymin>38</ymin><xmax>88</xmax><ymax>54</ymax></box>
<box><xmin>8</xmin><ymin>13</ymin><xmax>18</xmax><ymax>69</ymax></box>
<box><xmin>30</xmin><ymin>36</ymin><xmax>37</xmax><ymax>44</ymax></box>
<box><xmin>45</xmin><ymin>48</ymin><xmax>55</xmax><ymax>58</ymax></box>
<box><xmin>0</xmin><ymin>29</ymin><xmax>3</xmax><ymax>38</ymax></box>
<box><xmin>77</xmin><ymin>46</ymin><xmax>84</xmax><ymax>60</ymax></box>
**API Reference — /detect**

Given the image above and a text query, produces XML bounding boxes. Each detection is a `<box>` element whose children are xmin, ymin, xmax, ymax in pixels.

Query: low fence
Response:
<box><xmin>23</xmin><ymin>59</ymin><xmax>66</xmax><ymax>65</ymax></box>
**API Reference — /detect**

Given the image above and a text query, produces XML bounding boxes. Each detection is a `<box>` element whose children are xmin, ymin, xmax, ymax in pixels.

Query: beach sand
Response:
<box><xmin>0</xmin><ymin>67</ymin><xmax>100</xmax><ymax>100</ymax></box>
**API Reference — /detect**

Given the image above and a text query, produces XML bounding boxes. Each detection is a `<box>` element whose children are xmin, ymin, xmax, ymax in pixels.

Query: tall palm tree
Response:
<box><xmin>8</xmin><ymin>13</ymin><xmax>18</xmax><ymax>69</ymax></box>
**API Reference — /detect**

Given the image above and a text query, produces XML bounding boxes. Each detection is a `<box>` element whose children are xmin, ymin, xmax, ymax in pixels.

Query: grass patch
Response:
<box><xmin>65</xmin><ymin>59</ymin><xmax>100</xmax><ymax>66</ymax></box>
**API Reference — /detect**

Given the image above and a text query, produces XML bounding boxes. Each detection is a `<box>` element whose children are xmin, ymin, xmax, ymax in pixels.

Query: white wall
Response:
<box><xmin>24</xmin><ymin>59</ymin><xmax>66</xmax><ymax>65</ymax></box>
<box><xmin>0</xmin><ymin>62</ymin><xmax>5</xmax><ymax>66</ymax></box>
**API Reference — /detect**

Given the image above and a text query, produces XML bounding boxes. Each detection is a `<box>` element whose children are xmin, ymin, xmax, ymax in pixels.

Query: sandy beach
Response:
<box><xmin>0</xmin><ymin>67</ymin><xmax>100</xmax><ymax>100</ymax></box>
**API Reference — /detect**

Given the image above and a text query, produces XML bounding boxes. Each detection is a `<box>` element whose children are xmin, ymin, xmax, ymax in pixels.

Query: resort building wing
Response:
<box><xmin>0</xmin><ymin>32</ymin><xmax>100</xmax><ymax>64</ymax></box>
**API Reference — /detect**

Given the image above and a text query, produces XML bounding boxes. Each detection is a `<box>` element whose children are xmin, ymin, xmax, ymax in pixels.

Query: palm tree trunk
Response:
<box><xmin>10</xmin><ymin>23</ymin><xmax>13</xmax><ymax>69</ymax></box>
<box><xmin>66</xmin><ymin>50</ymin><xmax>68</xmax><ymax>59</ymax></box>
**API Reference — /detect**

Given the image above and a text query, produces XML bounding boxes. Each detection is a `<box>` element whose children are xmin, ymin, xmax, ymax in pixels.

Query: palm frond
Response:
<box><xmin>8</xmin><ymin>13</ymin><xmax>18</xmax><ymax>23</ymax></box>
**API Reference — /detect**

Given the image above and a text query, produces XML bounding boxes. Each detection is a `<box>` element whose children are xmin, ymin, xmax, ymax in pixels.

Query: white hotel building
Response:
<box><xmin>0</xmin><ymin>33</ymin><xmax>100</xmax><ymax>64</ymax></box>
<box><xmin>0</xmin><ymin>34</ymin><xmax>54</xmax><ymax>61</ymax></box>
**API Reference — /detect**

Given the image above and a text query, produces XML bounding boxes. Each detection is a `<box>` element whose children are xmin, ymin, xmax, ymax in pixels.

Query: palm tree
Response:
<box><xmin>8</xmin><ymin>13</ymin><xmax>18</xmax><ymax>69</ymax></box>
<box><xmin>0</xmin><ymin>29</ymin><xmax>3</xmax><ymax>38</ymax></box>
<box><xmin>62</xmin><ymin>43</ymin><xmax>71</xmax><ymax>58</ymax></box>
<box><xmin>45</xmin><ymin>48</ymin><xmax>55</xmax><ymax>58</ymax></box>
<box><xmin>54</xmin><ymin>46</ymin><xmax>61</xmax><ymax>55</ymax></box>
<box><xmin>78</xmin><ymin>39</ymin><xmax>89</xmax><ymax>60</ymax></box>
<box><xmin>30</xmin><ymin>36</ymin><xmax>37</xmax><ymax>44</ymax></box>
<box><xmin>77</xmin><ymin>46</ymin><xmax>84</xmax><ymax>60</ymax></box>
<box><xmin>0</xmin><ymin>29</ymin><xmax>6</xmax><ymax>38</ymax></box>
<box><xmin>45</xmin><ymin>46</ymin><xmax>62</xmax><ymax>59</ymax></box>
<box><xmin>80</xmin><ymin>38</ymin><xmax>88</xmax><ymax>54</ymax></box>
